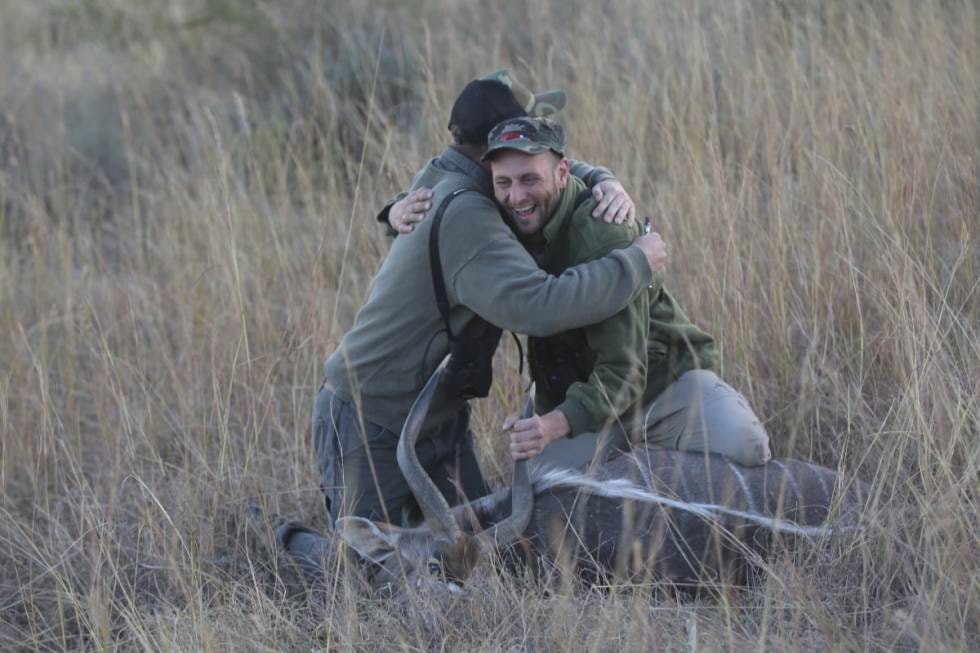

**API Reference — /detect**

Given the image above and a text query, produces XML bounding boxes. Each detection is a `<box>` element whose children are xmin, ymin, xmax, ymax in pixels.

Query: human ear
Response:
<box><xmin>556</xmin><ymin>157</ymin><xmax>570</xmax><ymax>188</ymax></box>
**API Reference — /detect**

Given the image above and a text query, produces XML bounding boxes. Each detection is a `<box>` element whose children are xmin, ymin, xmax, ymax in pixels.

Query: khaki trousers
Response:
<box><xmin>535</xmin><ymin>369</ymin><xmax>771</xmax><ymax>470</ymax></box>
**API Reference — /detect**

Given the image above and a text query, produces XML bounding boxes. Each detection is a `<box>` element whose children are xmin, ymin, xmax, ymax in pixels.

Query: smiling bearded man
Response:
<box><xmin>485</xmin><ymin>117</ymin><xmax>772</xmax><ymax>469</ymax></box>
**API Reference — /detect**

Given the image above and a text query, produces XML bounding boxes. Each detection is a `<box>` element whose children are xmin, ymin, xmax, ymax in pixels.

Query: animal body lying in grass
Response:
<box><xmin>249</xmin><ymin>368</ymin><xmax>869</xmax><ymax>596</ymax></box>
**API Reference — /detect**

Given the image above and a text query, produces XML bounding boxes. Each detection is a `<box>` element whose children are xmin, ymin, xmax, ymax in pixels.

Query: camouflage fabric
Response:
<box><xmin>483</xmin><ymin>117</ymin><xmax>566</xmax><ymax>161</ymax></box>
<box><xmin>481</xmin><ymin>69</ymin><xmax>566</xmax><ymax>117</ymax></box>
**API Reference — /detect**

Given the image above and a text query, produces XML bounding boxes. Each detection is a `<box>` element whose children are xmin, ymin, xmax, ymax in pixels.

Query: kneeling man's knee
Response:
<box><xmin>725</xmin><ymin>418</ymin><xmax>771</xmax><ymax>467</ymax></box>
<box><xmin>659</xmin><ymin>370</ymin><xmax>773</xmax><ymax>466</ymax></box>
<box><xmin>701</xmin><ymin>383</ymin><xmax>771</xmax><ymax>466</ymax></box>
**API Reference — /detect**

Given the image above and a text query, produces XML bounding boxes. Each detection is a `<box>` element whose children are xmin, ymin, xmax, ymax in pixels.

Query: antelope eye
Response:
<box><xmin>427</xmin><ymin>561</ymin><xmax>442</xmax><ymax>576</ymax></box>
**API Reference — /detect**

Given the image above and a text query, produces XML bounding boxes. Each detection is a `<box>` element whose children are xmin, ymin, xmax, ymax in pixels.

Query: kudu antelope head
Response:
<box><xmin>334</xmin><ymin>365</ymin><xmax>533</xmax><ymax>594</ymax></box>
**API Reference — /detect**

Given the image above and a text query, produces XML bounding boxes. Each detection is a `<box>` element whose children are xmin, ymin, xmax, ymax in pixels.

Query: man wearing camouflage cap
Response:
<box><xmin>484</xmin><ymin>117</ymin><xmax>771</xmax><ymax>469</ymax></box>
<box><xmin>314</xmin><ymin>71</ymin><xmax>666</xmax><ymax>529</ymax></box>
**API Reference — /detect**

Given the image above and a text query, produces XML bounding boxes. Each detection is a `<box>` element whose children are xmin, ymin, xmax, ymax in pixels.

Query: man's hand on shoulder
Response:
<box><xmin>592</xmin><ymin>179</ymin><xmax>636</xmax><ymax>225</ymax></box>
<box><xmin>389</xmin><ymin>187</ymin><xmax>433</xmax><ymax>234</ymax></box>
<box><xmin>505</xmin><ymin>410</ymin><xmax>571</xmax><ymax>461</ymax></box>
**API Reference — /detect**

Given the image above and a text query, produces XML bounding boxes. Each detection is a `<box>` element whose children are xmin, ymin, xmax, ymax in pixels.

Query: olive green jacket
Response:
<box><xmin>527</xmin><ymin>177</ymin><xmax>718</xmax><ymax>438</ymax></box>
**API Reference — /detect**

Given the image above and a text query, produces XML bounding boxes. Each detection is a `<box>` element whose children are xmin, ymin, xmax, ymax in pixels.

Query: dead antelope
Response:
<box><xmin>256</xmin><ymin>367</ymin><xmax>869</xmax><ymax>594</ymax></box>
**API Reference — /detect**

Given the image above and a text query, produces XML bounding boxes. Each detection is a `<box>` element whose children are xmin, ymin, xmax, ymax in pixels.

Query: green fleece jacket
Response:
<box><xmin>527</xmin><ymin>176</ymin><xmax>719</xmax><ymax>439</ymax></box>
<box><xmin>324</xmin><ymin>147</ymin><xmax>653</xmax><ymax>438</ymax></box>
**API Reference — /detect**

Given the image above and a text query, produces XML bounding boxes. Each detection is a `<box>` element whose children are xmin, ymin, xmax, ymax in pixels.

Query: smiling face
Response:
<box><xmin>491</xmin><ymin>149</ymin><xmax>570</xmax><ymax>236</ymax></box>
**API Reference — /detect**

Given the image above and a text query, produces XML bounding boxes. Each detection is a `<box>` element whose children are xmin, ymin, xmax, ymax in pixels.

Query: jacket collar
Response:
<box><xmin>440</xmin><ymin>145</ymin><xmax>492</xmax><ymax>194</ymax></box>
<box><xmin>539</xmin><ymin>175</ymin><xmax>586</xmax><ymax>246</ymax></box>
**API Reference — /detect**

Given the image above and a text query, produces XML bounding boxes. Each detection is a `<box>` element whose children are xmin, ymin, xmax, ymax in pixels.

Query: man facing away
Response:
<box><xmin>481</xmin><ymin>117</ymin><xmax>772</xmax><ymax>469</ymax></box>
<box><xmin>316</xmin><ymin>72</ymin><xmax>666</xmax><ymax>526</ymax></box>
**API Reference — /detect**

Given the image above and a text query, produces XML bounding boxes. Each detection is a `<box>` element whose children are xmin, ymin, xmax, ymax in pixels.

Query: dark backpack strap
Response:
<box><xmin>510</xmin><ymin>331</ymin><xmax>525</xmax><ymax>377</ymax></box>
<box><xmin>429</xmin><ymin>186</ymin><xmax>524</xmax><ymax>381</ymax></box>
<box><xmin>573</xmin><ymin>188</ymin><xmax>594</xmax><ymax>211</ymax></box>
<box><xmin>428</xmin><ymin>187</ymin><xmax>471</xmax><ymax>342</ymax></box>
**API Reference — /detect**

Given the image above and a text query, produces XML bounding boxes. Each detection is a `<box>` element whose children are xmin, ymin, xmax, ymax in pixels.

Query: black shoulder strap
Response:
<box><xmin>573</xmin><ymin>188</ymin><xmax>594</xmax><ymax>211</ymax></box>
<box><xmin>428</xmin><ymin>187</ymin><xmax>471</xmax><ymax>342</ymax></box>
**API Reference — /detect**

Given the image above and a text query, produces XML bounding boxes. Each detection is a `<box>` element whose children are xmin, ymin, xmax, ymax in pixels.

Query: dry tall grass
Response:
<box><xmin>1</xmin><ymin>0</ymin><xmax>977</xmax><ymax>650</ymax></box>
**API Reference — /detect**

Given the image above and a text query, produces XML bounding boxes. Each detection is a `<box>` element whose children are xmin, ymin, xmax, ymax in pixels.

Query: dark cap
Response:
<box><xmin>482</xmin><ymin>117</ymin><xmax>566</xmax><ymax>161</ymax></box>
<box><xmin>448</xmin><ymin>69</ymin><xmax>567</xmax><ymax>145</ymax></box>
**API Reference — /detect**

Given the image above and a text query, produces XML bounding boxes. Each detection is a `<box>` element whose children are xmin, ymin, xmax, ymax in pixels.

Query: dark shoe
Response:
<box><xmin>244</xmin><ymin>500</ymin><xmax>331</xmax><ymax>594</ymax></box>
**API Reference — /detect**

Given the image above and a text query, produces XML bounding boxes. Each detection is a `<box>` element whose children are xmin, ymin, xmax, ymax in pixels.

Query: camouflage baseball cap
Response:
<box><xmin>480</xmin><ymin>70</ymin><xmax>566</xmax><ymax>117</ymax></box>
<box><xmin>482</xmin><ymin>117</ymin><xmax>566</xmax><ymax>161</ymax></box>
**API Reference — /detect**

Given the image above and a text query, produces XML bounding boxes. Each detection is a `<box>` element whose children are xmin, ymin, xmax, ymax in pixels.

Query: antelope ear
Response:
<box><xmin>335</xmin><ymin>517</ymin><xmax>403</xmax><ymax>564</ymax></box>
